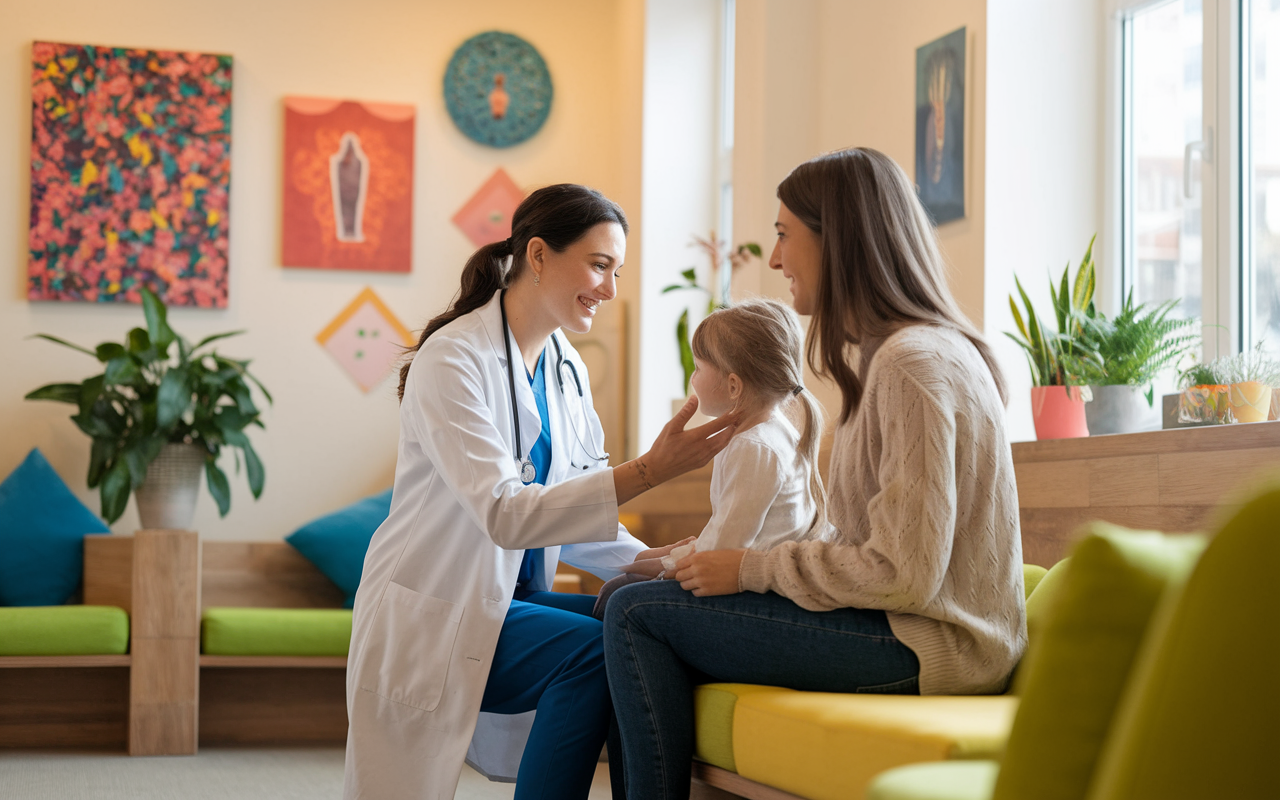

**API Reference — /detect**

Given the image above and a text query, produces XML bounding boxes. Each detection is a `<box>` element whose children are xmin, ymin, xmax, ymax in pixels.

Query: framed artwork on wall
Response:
<box><xmin>444</xmin><ymin>31</ymin><xmax>553</xmax><ymax>148</ymax></box>
<box><xmin>28</xmin><ymin>41</ymin><xmax>233</xmax><ymax>307</ymax></box>
<box><xmin>315</xmin><ymin>287</ymin><xmax>414</xmax><ymax>393</ymax></box>
<box><xmin>915</xmin><ymin>27</ymin><xmax>966</xmax><ymax>225</ymax></box>
<box><xmin>452</xmin><ymin>168</ymin><xmax>525</xmax><ymax>247</ymax></box>
<box><xmin>282</xmin><ymin>98</ymin><xmax>415</xmax><ymax>272</ymax></box>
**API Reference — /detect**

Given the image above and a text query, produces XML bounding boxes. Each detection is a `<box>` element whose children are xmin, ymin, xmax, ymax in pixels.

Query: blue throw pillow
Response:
<box><xmin>285</xmin><ymin>489</ymin><xmax>392</xmax><ymax>608</ymax></box>
<box><xmin>0</xmin><ymin>449</ymin><xmax>111</xmax><ymax>606</ymax></box>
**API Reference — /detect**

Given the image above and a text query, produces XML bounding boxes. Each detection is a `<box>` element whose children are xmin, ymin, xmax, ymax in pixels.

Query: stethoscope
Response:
<box><xmin>500</xmin><ymin>291</ymin><xmax>609</xmax><ymax>484</ymax></box>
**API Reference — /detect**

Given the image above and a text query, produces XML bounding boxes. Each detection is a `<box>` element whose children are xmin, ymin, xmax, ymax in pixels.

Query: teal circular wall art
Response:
<box><xmin>444</xmin><ymin>31</ymin><xmax>553</xmax><ymax>148</ymax></box>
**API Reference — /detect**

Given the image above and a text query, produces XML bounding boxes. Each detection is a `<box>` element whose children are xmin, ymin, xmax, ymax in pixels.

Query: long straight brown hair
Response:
<box><xmin>777</xmin><ymin>147</ymin><xmax>1007</xmax><ymax>423</ymax></box>
<box><xmin>397</xmin><ymin>184</ymin><xmax>628</xmax><ymax>401</ymax></box>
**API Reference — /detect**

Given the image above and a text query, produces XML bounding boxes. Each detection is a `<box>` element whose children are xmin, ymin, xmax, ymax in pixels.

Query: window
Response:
<box><xmin>1119</xmin><ymin>0</ymin><xmax>1279</xmax><ymax>361</ymax></box>
<box><xmin>1244</xmin><ymin>0</ymin><xmax>1280</xmax><ymax>353</ymax></box>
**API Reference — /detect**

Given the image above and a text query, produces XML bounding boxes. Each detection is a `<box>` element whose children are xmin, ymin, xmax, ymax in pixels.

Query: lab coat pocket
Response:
<box><xmin>358</xmin><ymin>582</ymin><xmax>464</xmax><ymax>712</ymax></box>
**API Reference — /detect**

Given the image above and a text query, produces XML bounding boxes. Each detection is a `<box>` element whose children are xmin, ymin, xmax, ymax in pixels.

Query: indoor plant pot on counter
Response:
<box><xmin>1067</xmin><ymin>291</ymin><xmax>1197</xmax><ymax>436</ymax></box>
<box><xmin>1007</xmin><ymin>236</ymin><xmax>1102</xmax><ymax>440</ymax></box>
<box><xmin>25</xmin><ymin>287</ymin><xmax>271</xmax><ymax>527</ymax></box>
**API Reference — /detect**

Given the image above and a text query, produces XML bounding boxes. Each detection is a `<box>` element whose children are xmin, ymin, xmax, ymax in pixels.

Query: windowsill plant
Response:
<box><xmin>1064</xmin><ymin>291</ymin><xmax>1199</xmax><ymax>435</ymax></box>
<box><xmin>1179</xmin><ymin>344</ymin><xmax>1280</xmax><ymax>425</ymax></box>
<box><xmin>25</xmin><ymin>287</ymin><xmax>271</xmax><ymax>526</ymax></box>
<box><xmin>1006</xmin><ymin>236</ymin><xmax>1101</xmax><ymax>439</ymax></box>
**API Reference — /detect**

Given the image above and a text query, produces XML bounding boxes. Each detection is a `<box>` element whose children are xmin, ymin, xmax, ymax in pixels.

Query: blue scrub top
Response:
<box><xmin>515</xmin><ymin>349</ymin><xmax>551</xmax><ymax>595</ymax></box>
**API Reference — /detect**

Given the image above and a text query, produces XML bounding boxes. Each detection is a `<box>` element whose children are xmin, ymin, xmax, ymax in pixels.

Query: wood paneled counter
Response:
<box><xmin>1012</xmin><ymin>420</ymin><xmax>1280</xmax><ymax>565</ymax></box>
<box><xmin>621</xmin><ymin>421</ymin><xmax>1280</xmax><ymax>567</ymax></box>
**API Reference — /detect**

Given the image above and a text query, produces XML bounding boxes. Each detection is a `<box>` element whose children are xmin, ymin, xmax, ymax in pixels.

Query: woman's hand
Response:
<box><xmin>620</xmin><ymin>557</ymin><xmax>666</xmax><ymax>579</ymax></box>
<box><xmin>613</xmin><ymin>397</ymin><xmax>741</xmax><ymax>505</ymax></box>
<box><xmin>635</xmin><ymin>536</ymin><xmax>696</xmax><ymax>562</ymax></box>
<box><xmin>674</xmin><ymin>549</ymin><xmax>747</xmax><ymax>597</ymax></box>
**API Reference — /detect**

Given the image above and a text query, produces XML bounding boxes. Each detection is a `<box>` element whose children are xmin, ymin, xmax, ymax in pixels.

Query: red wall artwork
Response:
<box><xmin>282</xmin><ymin>97</ymin><xmax>415</xmax><ymax>272</ymax></box>
<box><xmin>28</xmin><ymin>41</ymin><xmax>233</xmax><ymax>307</ymax></box>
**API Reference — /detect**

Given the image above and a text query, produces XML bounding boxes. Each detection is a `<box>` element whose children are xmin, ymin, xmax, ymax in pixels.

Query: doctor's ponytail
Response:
<box><xmin>399</xmin><ymin>184</ymin><xmax>627</xmax><ymax>401</ymax></box>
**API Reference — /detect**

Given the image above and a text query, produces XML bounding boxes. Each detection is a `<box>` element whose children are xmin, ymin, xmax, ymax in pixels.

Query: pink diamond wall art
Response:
<box><xmin>282</xmin><ymin>97</ymin><xmax>415</xmax><ymax>272</ymax></box>
<box><xmin>452</xmin><ymin>168</ymin><xmax>525</xmax><ymax>247</ymax></box>
<box><xmin>28</xmin><ymin>41</ymin><xmax>233</xmax><ymax>307</ymax></box>
<box><xmin>316</xmin><ymin>287</ymin><xmax>414</xmax><ymax>393</ymax></box>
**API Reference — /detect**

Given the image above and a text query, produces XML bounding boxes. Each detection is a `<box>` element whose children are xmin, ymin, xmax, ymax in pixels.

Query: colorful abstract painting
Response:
<box><xmin>282</xmin><ymin>98</ymin><xmax>415</xmax><ymax>272</ymax></box>
<box><xmin>316</xmin><ymin>287</ymin><xmax>414</xmax><ymax>393</ymax></box>
<box><xmin>28</xmin><ymin>41</ymin><xmax>232</xmax><ymax>307</ymax></box>
<box><xmin>452</xmin><ymin>168</ymin><xmax>525</xmax><ymax>247</ymax></box>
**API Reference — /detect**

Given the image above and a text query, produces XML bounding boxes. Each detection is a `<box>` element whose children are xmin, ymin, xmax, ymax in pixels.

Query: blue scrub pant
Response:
<box><xmin>480</xmin><ymin>590</ymin><xmax>612</xmax><ymax>800</ymax></box>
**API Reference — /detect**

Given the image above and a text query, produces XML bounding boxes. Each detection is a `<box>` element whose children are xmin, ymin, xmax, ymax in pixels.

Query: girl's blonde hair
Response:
<box><xmin>691</xmin><ymin>299</ymin><xmax>827</xmax><ymax>533</ymax></box>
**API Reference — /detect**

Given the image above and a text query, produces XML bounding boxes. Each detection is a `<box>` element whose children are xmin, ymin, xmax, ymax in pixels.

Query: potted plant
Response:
<box><xmin>662</xmin><ymin>232</ymin><xmax>762</xmax><ymax>395</ymax></box>
<box><xmin>1177</xmin><ymin>361</ymin><xmax>1233</xmax><ymax>425</ymax></box>
<box><xmin>1006</xmin><ymin>236</ymin><xmax>1102</xmax><ymax>440</ymax></box>
<box><xmin>1065</xmin><ymin>292</ymin><xmax>1199</xmax><ymax>435</ymax></box>
<box><xmin>25</xmin><ymin>287</ymin><xmax>271</xmax><ymax>527</ymax></box>
<box><xmin>1221</xmin><ymin>344</ymin><xmax>1280</xmax><ymax>423</ymax></box>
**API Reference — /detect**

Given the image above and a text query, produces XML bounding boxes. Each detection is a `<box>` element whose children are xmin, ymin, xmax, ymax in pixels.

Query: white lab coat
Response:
<box><xmin>343</xmin><ymin>291</ymin><xmax>644</xmax><ymax>800</ymax></box>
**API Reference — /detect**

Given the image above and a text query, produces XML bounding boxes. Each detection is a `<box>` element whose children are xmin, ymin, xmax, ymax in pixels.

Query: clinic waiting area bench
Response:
<box><xmin>687</xmin><ymin>479</ymin><xmax>1277</xmax><ymax>800</ymax></box>
<box><xmin>0</xmin><ymin>530</ymin><xmax>197</xmax><ymax>754</ymax></box>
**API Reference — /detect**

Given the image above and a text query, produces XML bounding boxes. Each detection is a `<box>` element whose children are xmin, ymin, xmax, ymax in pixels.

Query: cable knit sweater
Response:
<box><xmin>738</xmin><ymin>325</ymin><xmax>1026</xmax><ymax>695</ymax></box>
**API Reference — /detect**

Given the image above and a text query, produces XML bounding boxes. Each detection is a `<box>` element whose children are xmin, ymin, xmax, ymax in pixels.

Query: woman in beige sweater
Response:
<box><xmin>603</xmin><ymin>148</ymin><xmax>1026</xmax><ymax>800</ymax></box>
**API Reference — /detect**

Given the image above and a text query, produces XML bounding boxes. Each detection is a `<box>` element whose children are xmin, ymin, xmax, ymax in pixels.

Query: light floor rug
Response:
<box><xmin>0</xmin><ymin>748</ymin><xmax>614</xmax><ymax>800</ymax></box>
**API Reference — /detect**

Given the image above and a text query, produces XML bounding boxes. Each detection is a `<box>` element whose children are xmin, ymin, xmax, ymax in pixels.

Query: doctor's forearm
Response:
<box><xmin>612</xmin><ymin>457</ymin><xmax>658</xmax><ymax>506</ymax></box>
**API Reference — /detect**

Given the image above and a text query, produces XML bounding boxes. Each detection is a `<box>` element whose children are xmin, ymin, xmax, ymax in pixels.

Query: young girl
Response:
<box><xmin>593</xmin><ymin>299</ymin><xmax>831</xmax><ymax>617</ymax></box>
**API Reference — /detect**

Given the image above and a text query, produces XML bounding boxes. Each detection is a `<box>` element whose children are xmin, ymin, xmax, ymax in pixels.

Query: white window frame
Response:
<box><xmin>1105</xmin><ymin>0</ymin><xmax>1245</xmax><ymax>361</ymax></box>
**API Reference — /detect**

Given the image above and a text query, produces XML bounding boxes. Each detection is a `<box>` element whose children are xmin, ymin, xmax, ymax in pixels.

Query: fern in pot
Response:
<box><xmin>25</xmin><ymin>288</ymin><xmax>271</xmax><ymax>528</ymax></box>
<box><xmin>1064</xmin><ymin>291</ymin><xmax>1199</xmax><ymax>435</ymax></box>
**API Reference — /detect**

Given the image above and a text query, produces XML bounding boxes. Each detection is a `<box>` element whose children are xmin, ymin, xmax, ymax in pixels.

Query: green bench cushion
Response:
<box><xmin>868</xmin><ymin>760</ymin><xmax>1000</xmax><ymax>800</ymax></box>
<box><xmin>0</xmin><ymin>605</ymin><xmax>129</xmax><ymax>656</ymax></box>
<box><xmin>202</xmin><ymin>607</ymin><xmax>352</xmax><ymax>656</ymax></box>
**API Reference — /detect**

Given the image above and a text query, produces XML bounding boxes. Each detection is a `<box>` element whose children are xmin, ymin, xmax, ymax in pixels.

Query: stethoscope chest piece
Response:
<box><xmin>520</xmin><ymin>458</ymin><xmax>537</xmax><ymax>485</ymax></box>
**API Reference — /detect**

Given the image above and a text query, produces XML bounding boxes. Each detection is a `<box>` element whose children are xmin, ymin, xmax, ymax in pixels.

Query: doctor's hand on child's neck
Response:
<box><xmin>690</xmin><ymin>357</ymin><xmax>774</xmax><ymax>433</ymax></box>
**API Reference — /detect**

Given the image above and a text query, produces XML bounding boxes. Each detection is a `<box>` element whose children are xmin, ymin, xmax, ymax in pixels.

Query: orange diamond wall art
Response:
<box><xmin>282</xmin><ymin>97</ymin><xmax>414</xmax><ymax>272</ymax></box>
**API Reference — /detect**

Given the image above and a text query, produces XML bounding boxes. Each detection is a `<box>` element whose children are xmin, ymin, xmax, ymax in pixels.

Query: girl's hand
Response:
<box><xmin>635</xmin><ymin>536</ymin><xmax>697</xmax><ymax>562</ymax></box>
<box><xmin>620</xmin><ymin>557</ymin><xmax>666</xmax><ymax>579</ymax></box>
<box><xmin>674</xmin><ymin>549</ymin><xmax>747</xmax><ymax>596</ymax></box>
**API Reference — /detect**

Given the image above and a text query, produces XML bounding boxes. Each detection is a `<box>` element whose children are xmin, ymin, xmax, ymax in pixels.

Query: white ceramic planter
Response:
<box><xmin>1084</xmin><ymin>385</ymin><xmax>1161</xmax><ymax>436</ymax></box>
<box><xmin>134</xmin><ymin>443</ymin><xmax>206</xmax><ymax>530</ymax></box>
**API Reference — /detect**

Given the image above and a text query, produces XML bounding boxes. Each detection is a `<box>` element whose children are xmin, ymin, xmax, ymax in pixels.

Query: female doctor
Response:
<box><xmin>343</xmin><ymin>184</ymin><xmax>739</xmax><ymax>800</ymax></box>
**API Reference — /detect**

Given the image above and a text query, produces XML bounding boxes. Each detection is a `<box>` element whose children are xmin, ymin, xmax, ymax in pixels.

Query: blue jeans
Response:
<box><xmin>481</xmin><ymin>590</ymin><xmax>610</xmax><ymax>800</ymax></box>
<box><xmin>603</xmin><ymin>580</ymin><xmax>921</xmax><ymax>800</ymax></box>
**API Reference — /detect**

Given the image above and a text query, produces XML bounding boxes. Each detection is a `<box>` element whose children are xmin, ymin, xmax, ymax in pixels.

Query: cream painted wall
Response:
<box><xmin>732</xmin><ymin>0</ymin><xmax>1105</xmax><ymax>444</ymax></box>
<box><xmin>732</xmin><ymin>0</ymin><xmax>988</xmax><ymax>430</ymax></box>
<box><xmin>986</xmin><ymin>0</ymin><xmax>1104</xmax><ymax>442</ymax></box>
<box><xmin>1</xmin><ymin>0</ymin><xmax>644</xmax><ymax>539</ymax></box>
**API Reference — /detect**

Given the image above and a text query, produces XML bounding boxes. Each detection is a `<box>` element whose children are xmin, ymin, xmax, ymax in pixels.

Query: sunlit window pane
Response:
<box><xmin>1248</xmin><ymin>0</ymin><xmax>1280</xmax><ymax>353</ymax></box>
<box><xmin>1128</xmin><ymin>0</ymin><xmax>1203</xmax><ymax>320</ymax></box>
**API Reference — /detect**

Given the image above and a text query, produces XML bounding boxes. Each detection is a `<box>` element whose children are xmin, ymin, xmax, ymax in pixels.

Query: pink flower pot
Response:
<box><xmin>1031</xmin><ymin>386</ymin><xmax>1090</xmax><ymax>440</ymax></box>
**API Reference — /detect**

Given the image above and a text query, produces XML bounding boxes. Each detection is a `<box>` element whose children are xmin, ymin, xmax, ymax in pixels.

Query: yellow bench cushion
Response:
<box><xmin>693</xmin><ymin>683</ymin><xmax>781</xmax><ymax>772</ymax></box>
<box><xmin>733</xmin><ymin>690</ymin><xmax>1018</xmax><ymax>800</ymax></box>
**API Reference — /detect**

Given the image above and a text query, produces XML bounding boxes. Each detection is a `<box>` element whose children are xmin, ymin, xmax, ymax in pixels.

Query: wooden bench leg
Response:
<box><xmin>129</xmin><ymin>529</ymin><xmax>201</xmax><ymax>756</ymax></box>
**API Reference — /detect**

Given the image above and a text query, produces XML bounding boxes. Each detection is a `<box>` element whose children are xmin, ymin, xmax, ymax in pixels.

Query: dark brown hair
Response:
<box><xmin>398</xmin><ymin>184</ymin><xmax>628</xmax><ymax>400</ymax></box>
<box><xmin>777</xmin><ymin>147</ymin><xmax>1007</xmax><ymax>422</ymax></box>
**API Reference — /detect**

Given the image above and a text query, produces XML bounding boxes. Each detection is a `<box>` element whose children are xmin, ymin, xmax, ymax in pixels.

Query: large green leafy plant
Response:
<box><xmin>1006</xmin><ymin>235</ymin><xmax>1102</xmax><ymax>386</ymax></box>
<box><xmin>25</xmin><ymin>288</ymin><xmax>271</xmax><ymax>523</ymax></box>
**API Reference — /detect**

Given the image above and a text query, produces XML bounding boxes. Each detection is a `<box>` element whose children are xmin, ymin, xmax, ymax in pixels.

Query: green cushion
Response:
<box><xmin>201</xmin><ymin>607</ymin><xmax>352</xmax><ymax>656</ymax></box>
<box><xmin>1022</xmin><ymin>564</ymin><xmax>1048</xmax><ymax>599</ymax></box>
<box><xmin>692</xmin><ymin>683</ymin><xmax>778</xmax><ymax>772</ymax></box>
<box><xmin>1023</xmin><ymin>556</ymin><xmax>1070</xmax><ymax>638</ymax></box>
<box><xmin>867</xmin><ymin>760</ymin><xmax>999</xmax><ymax>800</ymax></box>
<box><xmin>0</xmin><ymin>605</ymin><xmax>129</xmax><ymax>655</ymax></box>
<box><xmin>1088</xmin><ymin>481</ymin><xmax>1280</xmax><ymax>800</ymax></box>
<box><xmin>992</xmin><ymin>525</ymin><xmax>1206</xmax><ymax>800</ymax></box>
